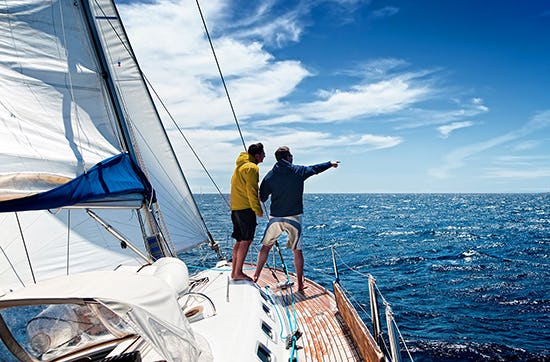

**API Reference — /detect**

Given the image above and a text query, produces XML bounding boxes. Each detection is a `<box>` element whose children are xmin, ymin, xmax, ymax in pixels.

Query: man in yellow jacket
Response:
<box><xmin>230</xmin><ymin>143</ymin><xmax>265</xmax><ymax>280</ymax></box>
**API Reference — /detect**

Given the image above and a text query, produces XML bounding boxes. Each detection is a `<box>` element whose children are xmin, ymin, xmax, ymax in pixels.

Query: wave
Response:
<box><xmin>499</xmin><ymin>299</ymin><xmax>550</xmax><ymax>306</ymax></box>
<box><xmin>460</xmin><ymin>250</ymin><xmax>479</xmax><ymax>259</ymax></box>
<box><xmin>409</xmin><ymin>340</ymin><xmax>550</xmax><ymax>361</ymax></box>
<box><xmin>193</xmin><ymin>193</ymin><xmax>550</xmax><ymax>359</ymax></box>
<box><xmin>308</xmin><ymin>223</ymin><xmax>328</xmax><ymax>229</ymax></box>
<box><xmin>378</xmin><ymin>230</ymin><xmax>417</xmax><ymax>236</ymax></box>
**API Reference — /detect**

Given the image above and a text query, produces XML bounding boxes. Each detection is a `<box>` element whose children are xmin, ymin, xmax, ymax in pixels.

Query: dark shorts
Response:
<box><xmin>231</xmin><ymin>208</ymin><xmax>257</xmax><ymax>241</ymax></box>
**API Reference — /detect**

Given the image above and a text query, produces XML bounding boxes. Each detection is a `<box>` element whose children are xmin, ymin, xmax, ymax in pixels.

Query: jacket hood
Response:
<box><xmin>236</xmin><ymin>152</ymin><xmax>254</xmax><ymax>167</ymax></box>
<box><xmin>273</xmin><ymin>159</ymin><xmax>293</xmax><ymax>174</ymax></box>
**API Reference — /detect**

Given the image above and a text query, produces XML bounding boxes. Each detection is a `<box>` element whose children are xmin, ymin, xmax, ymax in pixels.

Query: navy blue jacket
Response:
<box><xmin>260</xmin><ymin>160</ymin><xmax>333</xmax><ymax>217</ymax></box>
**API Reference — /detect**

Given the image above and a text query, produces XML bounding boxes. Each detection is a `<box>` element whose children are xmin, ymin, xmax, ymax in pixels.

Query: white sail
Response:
<box><xmin>86</xmin><ymin>0</ymin><xmax>210</xmax><ymax>252</ymax></box>
<box><xmin>0</xmin><ymin>1</ymin><xmax>120</xmax><ymax>187</ymax></box>
<box><xmin>0</xmin><ymin>209</ymin><xmax>146</xmax><ymax>292</ymax></box>
<box><xmin>0</xmin><ymin>0</ymin><xmax>209</xmax><ymax>291</ymax></box>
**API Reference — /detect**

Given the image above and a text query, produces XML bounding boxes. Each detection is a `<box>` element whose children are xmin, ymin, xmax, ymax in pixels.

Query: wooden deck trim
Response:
<box><xmin>253</xmin><ymin>264</ymin><xmax>377</xmax><ymax>361</ymax></box>
<box><xmin>333</xmin><ymin>282</ymin><xmax>384</xmax><ymax>362</ymax></box>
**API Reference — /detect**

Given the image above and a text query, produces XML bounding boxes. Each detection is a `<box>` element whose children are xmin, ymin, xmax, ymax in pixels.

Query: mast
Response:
<box><xmin>0</xmin><ymin>0</ymin><xmax>216</xmax><ymax>291</ymax></box>
<box><xmin>79</xmin><ymin>0</ymin><xmax>138</xmax><ymax>168</ymax></box>
<box><xmin>77</xmin><ymin>0</ymin><xmax>213</xmax><ymax>254</ymax></box>
<box><xmin>79</xmin><ymin>0</ymin><xmax>166</xmax><ymax>254</ymax></box>
<box><xmin>100</xmin><ymin>0</ymin><xmax>217</xmax><ymax>250</ymax></box>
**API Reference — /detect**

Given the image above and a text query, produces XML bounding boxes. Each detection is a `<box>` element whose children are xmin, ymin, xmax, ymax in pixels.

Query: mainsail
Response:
<box><xmin>0</xmin><ymin>0</ymin><xmax>209</xmax><ymax>291</ymax></box>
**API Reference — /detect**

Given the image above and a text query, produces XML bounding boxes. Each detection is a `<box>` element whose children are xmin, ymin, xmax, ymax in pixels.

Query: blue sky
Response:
<box><xmin>117</xmin><ymin>0</ymin><xmax>550</xmax><ymax>193</ymax></box>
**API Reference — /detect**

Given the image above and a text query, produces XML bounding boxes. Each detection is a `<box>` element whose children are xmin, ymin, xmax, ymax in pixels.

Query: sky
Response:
<box><xmin>116</xmin><ymin>0</ymin><xmax>550</xmax><ymax>193</ymax></box>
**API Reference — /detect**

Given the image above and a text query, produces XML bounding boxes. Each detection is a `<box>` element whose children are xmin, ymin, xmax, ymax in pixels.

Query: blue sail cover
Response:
<box><xmin>0</xmin><ymin>154</ymin><xmax>153</xmax><ymax>212</ymax></box>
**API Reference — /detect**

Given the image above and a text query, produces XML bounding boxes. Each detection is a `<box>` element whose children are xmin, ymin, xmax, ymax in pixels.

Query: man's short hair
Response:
<box><xmin>247</xmin><ymin>142</ymin><xmax>264</xmax><ymax>156</ymax></box>
<box><xmin>275</xmin><ymin>146</ymin><xmax>291</xmax><ymax>161</ymax></box>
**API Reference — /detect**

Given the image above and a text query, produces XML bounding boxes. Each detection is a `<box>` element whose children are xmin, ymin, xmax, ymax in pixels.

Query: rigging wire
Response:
<box><xmin>89</xmin><ymin>0</ymin><xmax>231</xmax><ymax>223</ymax></box>
<box><xmin>0</xmin><ymin>246</ymin><xmax>25</xmax><ymax>288</ymax></box>
<box><xmin>142</xmin><ymin>79</ymin><xmax>230</xmax><ymax>210</ymax></box>
<box><xmin>195</xmin><ymin>0</ymin><xmax>247</xmax><ymax>152</ymax></box>
<box><xmin>91</xmin><ymin>0</ymin><xmax>231</xmax><ymax>210</ymax></box>
<box><xmin>15</xmin><ymin>212</ymin><xmax>35</xmax><ymax>284</ymax></box>
<box><xmin>66</xmin><ymin>210</ymin><xmax>71</xmax><ymax>275</ymax></box>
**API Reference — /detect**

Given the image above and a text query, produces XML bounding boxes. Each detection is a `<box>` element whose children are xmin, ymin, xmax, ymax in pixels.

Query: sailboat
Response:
<box><xmin>0</xmin><ymin>1</ymin><xmax>407</xmax><ymax>361</ymax></box>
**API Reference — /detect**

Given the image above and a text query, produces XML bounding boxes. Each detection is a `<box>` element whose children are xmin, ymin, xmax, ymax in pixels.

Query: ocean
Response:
<box><xmin>0</xmin><ymin>194</ymin><xmax>547</xmax><ymax>361</ymax></box>
<box><xmin>188</xmin><ymin>193</ymin><xmax>550</xmax><ymax>362</ymax></box>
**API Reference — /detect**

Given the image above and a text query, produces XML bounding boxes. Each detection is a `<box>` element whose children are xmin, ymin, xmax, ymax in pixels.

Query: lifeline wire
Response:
<box><xmin>333</xmin><ymin>247</ymin><xmax>415</xmax><ymax>362</ymax></box>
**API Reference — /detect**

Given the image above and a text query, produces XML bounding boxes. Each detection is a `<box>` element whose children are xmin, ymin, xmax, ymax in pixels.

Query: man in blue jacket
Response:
<box><xmin>253</xmin><ymin>146</ymin><xmax>339</xmax><ymax>291</ymax></box>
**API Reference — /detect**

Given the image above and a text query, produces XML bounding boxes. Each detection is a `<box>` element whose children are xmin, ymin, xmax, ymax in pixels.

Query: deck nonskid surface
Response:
<box><xmin>251</xmin><ymin>264</ymin><xmax>363</xmax><ymax>361</ymax></box>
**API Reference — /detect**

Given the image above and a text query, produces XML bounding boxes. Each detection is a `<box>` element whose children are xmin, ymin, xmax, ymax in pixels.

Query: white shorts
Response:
<box><xmin>261</xmin><ymin>214</ymin><xmax>303</xmax><ymax>250</ymax></box>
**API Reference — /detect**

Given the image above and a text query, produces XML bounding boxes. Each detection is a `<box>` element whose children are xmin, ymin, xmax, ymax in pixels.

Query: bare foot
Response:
<box><xmin>232</xmin><ymin>273</ymin><xmax>253</xmax><ymax>282</ymax></box>
<box><xmin>253</xmin><ymin>274</ymin><xmax>259</xmax><ymax>283</ymax></box>
<box><xmin>297</xmin><ymin>284</ymin><xmax>309</xmax><ymax>292</ymax></box>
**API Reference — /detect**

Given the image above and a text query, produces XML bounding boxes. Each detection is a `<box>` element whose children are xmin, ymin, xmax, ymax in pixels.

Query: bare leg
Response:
<box><xmin>231</xmin><ymin>242</ymin><xmax>238</xmax><ymax>278</ymax></box>
<box><xmin>253</xmin><ymin>245</ymin><xmax>273</xmax><ymax>282</ymax></box>
<box><xmin>232</xmin><ymin>240</ymin><xmax>252</xmax><ymax>281</ymax></box>
<box><xmin>293</xmin><ymin>249</ymin><xmax>306</xmax><ymax>291</ymax></box>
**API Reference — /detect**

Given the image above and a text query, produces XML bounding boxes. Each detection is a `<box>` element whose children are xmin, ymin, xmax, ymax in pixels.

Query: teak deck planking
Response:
<box><xmin>253</xmin><ymin>264</ymin><xmax>368</xmax><ymax>362</ymax></box>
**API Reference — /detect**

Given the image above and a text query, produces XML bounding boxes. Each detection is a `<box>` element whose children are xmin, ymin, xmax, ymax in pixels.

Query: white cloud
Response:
<box><xmin>229</xmin><ymin>8</ymin><xmax>304</xmax><ymax>47</ymax></box>
<box><xmin>370</xmin><ymin>6</ymin><xmax>400</xmax><ymax>19</ymax></box>
<box><xmin>304</xmin><ymin>74</ymin><xmax>432</xmax><ymax>121</ymax></box>
<box><xmin>471</xmin><ymin>97</ymin><xmax>489</xmax><ymax>112</ymax></box>
<box><xmin>496</xmin><ymin>155</ymin><xmax>549</xmax><ymax>164</ymax></box>
<box><xmin>354</xmin><ymin>58</ymin><xmax>409</xmax><ymax>79</ymax></box>
<box><xmin>120</xmin><ymin>1</ymin><xmax>446</xmax><ymax>132</ymax></box>
<box><xmin>437</xmin><ymin>121</ymin><xmax>474</xmax><ymax>138</ymax></box>
<box><xmin>485</xmin><ymin>155</ymin><xmax>550</xmax><ymax>181</ymax></box>
<box><xmin>429</xmin><ymin>110</ymin><xmax>550</xmax><ymax>179</ymax></box>
<box><xmin>258</xmin><ymin>72</ymin><xmax>434</xmax><ymax>126</ymax></box>
<box><xmin>122</xmin><ymin>0</ymin><xmax>448</xmax><ymax>125</ymax></box>
<box><xmin>120</xmin><ymin>1</ymin><xmax>311</xmax><ymax>129</ymax></box>
<box><xmin>483</xmin><ymin>168</ymin><xmax>550</xmax><ymax>179</ymax></box>
<box><xmin>169</xmin><ymin>126</ymin><xmax>402</xmax><ymax>186</ymax></box>
<box><xmin>511</xmin><ymin>140</ymin><xmax>541</xmax><ymax>151</ymax></box>
<box><xmin>396</xmin><ymin>97</ymin><xmax>489</xmax><ymax>130</ymax></box>
<box><xmin>120</xmin><ymin>0</ymin><xmax>546</xmax><ymax>192</ymax></box>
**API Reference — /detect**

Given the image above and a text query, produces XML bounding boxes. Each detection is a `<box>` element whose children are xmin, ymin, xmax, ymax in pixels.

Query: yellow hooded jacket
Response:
<box><xmin>230</xmin><ymin>152</ymin><xmax>262</xmax><ymax>215</ymax></box>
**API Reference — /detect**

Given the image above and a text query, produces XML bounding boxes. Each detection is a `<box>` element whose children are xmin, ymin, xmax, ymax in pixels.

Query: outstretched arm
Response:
<box><xmin>301</xmin><ymin>160</ymin><xmax>340</xmax><ymax>179</ymax></box>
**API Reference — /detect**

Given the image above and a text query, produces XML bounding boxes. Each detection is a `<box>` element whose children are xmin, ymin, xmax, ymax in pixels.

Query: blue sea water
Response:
<box><xmin>188</xmin><ymin>193</ymin><xmax>550</xmax><ymax>362</ymax></box>
<box><xmin>0</xmin><ymin>194</ymin><xmax>547</xmax><ymax>361</ymax></box>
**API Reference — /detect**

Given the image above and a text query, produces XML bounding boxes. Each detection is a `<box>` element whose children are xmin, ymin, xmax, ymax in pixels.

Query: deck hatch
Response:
<box><xmin>256</xmin><ymin>342</ymin><xmax>272</xmax><ymax>362</ymax></box>
<box><xmin>261</xmin><ymin>321</ymin><xmax>273</xmax><ymax>340</ymax></box>
<box><xmin>262</xmin><ymin>303</ymin><xmax>274</xmax><ymax>321</ymax></box>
